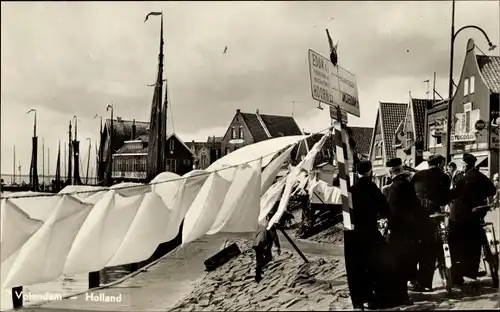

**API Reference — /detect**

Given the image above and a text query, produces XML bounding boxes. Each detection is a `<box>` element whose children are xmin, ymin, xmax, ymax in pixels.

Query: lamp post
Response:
<box><xmin>445</xmin><ymin>0</ymin><xmax>496</xmax><ymax>165</ymax></box>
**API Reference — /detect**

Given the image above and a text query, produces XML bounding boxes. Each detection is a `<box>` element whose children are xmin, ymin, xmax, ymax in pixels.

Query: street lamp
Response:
<box><xmin>445</xmin><ymin>0</ymin><xmax>496</xmax><ymax>165</ymax></box>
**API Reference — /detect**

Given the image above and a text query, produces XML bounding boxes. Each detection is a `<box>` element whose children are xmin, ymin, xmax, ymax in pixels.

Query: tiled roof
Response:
<box><xmin>240</xmin><ymin>112</ymin><xmax>302</xmax><ymax>142</ymax></box>
<box><xmin>305</xmin><ymin>127</ymin><xmax>373</xmax><ymax>157</ymax></box>
<box><xmin>104</xmin><ymin>119</ymin><xmax>149</xmax><ymax>152</ymax></box>
<box><xmin>206</xmin><ymin>136</ymin><xmax>223</xmax><ymax>144</ymax></box>
<box><xmin>259</xmin><ymin>114</ymin><xmax>302</xmax><ymax>137</ymax></box>
<box><xmin>349</xmin><ymin>127</ymin><xmax>374</xmax><ymax>156</ymax></box>
<box><xmin>240</xmin><ymin>113</ymin><xmax>269</xmax><ymax>141</ymax></box>
<box><xmin>379</xmin><ymin>102</ymin><xmax>408</xmax><ymax>160</ymax></box>
<box><xmin>410</xmin><ymin>98</ymin><xmax>439</xmax><ymax>142</ymax></box>
<box><xmin>476</xmin><ymin>55</ymin><xmax>500</xmax><ymax>93</ymax></box>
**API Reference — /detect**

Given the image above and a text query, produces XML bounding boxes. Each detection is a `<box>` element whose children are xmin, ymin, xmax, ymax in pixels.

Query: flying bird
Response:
<box><xmin>144</xmin><ymin>12</ymin><xmax>162</xmax><ymax>23</ymax></box>
<box><xmin>223</xmin><ymin>46</ymin><xmax>228</xmax><ymax>54</ymax></box>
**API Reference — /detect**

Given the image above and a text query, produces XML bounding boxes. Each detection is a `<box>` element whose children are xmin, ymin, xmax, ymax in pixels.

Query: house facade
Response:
<box><xmin>394</xmin><ymin>97</ymin><xmax>439</xmax><ymax>168</ymax></box>
<box><xmin>448</xmin><ymin>38</ymin><xmax>499</xmax><ymax>178</ymax></box>
<box><xmin>424</xmin><ymin>99</ymin><xmax>449</xmax><ymax>160</ymax></box>
<box><xmin>186</xmin><ymin>136</ymin><xmax>223</xmax><ymax>170</ymax></box>
<box><xmin>99</xmin><ymin>118</ymin><xmax>149</xmax><ymax>184</ymax></box>
<box><xmin>112</xmin><ymin>135</ymin><xmax>148</xmax><ymax>183</ymax></box>
<box><xmin>220</xmin><ymin>109</ymin><xmax>303</xmax><ymax>156</ymax></box>
<box><xmin>111</xmin><ymin>130</ymin><xmax>194</xmax><ymax>181</ymax></box>
<box><xmin>369</xmin><ymin>102</ymin><xmax>408</xmax><ymax>187</ymax></box>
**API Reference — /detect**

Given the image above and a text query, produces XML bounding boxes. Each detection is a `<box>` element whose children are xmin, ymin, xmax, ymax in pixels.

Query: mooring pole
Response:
<box><xmin>278</xmin><ymin>227</ymin><xmax>308</xmax><ymax>263</ymax></box>
<box><xmin>88</xmin><ymin>271</ymin><xmax>100</xmax><ymax>289</ymax></box>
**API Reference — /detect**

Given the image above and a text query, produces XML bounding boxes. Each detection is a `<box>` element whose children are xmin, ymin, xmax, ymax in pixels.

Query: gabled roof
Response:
<box><xmin>239</xmin><ymin>111</ymin><xmax>302</xmax><ymax>142</ymax></box>
<box><xmin>476</xmin><ymin>55</ymin><xmax>500</xmax><ymax>93</ymax></box>
<box><xmin>166</xmin><ymin>133</ymin><xmax>194</xmax><ymax>156</ymax></box>
<box><xmin>409</xmin><ymin>98</ymin><xmax>440</xmax><ymax>142</ymax></box>
<box><xmin>104</xmin><ymin>119</ymin><xmax>149</xmax><ymax>152</ymax></box>
<box><xmin>379</xmin><ymin>102</ymin><xmax>408</xmax><ymax>160</ymax></box>
<box><xmin>186</xmin><ymin>141</ymin><xmax>209</xmax><ymax>153</ymax></box>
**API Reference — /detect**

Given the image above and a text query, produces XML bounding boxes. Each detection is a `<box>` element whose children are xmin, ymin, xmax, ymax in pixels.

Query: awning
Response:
<box><xmin>415</xmin><ymin>161</ymin><xmax>428</xmax><ymax>171</ymax></box>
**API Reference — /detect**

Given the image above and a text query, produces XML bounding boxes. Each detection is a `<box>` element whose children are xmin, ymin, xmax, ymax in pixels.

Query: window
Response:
<box><xmin>169</xmin><ymin>139</ymin><xmax>174</xmax><ymax>151</ymax></box>
<box><xmin>470</xmin><ymin>76</ymin><xmax>475</xmax><ymax>94</ymax></box>
<box><xmin>201</xmin><ymin>154</ymin><xmax>207</xmax><ymax>166</ymax></box>
<box><xmin>133</xmin><ymin>158</ymin><xmax>139</xmax><ymax>171</ymax></box>
<box><xmin>183</xmin><ymin>159</ymin><xmax>191</xmax><ymax>166</ymax></box>
<box><xmin>375</xmin><ymin>141</ymin><xmax>383</xmax><ymax>158</ymax></box>
<box><xmin>239</xmin><ymin>126</ymin><xmax>244</xmax><ymax>139</ymax></box>
<box><xmin>463</xmin><ymin>78</ymin><xmax>469</xmax><ymax>96</ymax></box>
<box><xmin>429</xmin><ymin>125</ymin><xmax>443</xmax><ymax>147</ymax></box>
<box><xmin>231</xmin><ymin>126</ymin><xmax>236</xmax><ymax>139</ymax></box>
<box><xmin>166</xmin><ymin>159</ymin><xmax>177</xmax><ymax>173</ymax></box>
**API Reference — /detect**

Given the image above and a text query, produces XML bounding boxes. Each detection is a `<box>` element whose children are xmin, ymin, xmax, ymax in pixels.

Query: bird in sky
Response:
<box><xmin>223</xmin><ymin>46</ymin><xmax>228</xmax><ymax>54</ymax></box>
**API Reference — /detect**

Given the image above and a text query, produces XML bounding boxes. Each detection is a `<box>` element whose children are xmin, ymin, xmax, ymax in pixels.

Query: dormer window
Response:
<box><xmin>231</xmin><ymin>126</ymin><xmax>236</xmax><ymax>139</ymax></box>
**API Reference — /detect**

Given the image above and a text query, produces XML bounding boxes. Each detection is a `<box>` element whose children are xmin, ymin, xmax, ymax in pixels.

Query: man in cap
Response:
<box><xmin>448</xmin><ymin>153</ymin><xmax>497</xmax><ymax>286</ymax></box>
<box><xmin>346</xmin><ymin>160</ymin><xmax>411</xmax><ymax>309</ymax></box>
<box><xmin>409</xmin><ymin>154</ymin><xmax>451</xmax><ymax>291</ymax></box>
<box><xmin>384</xmin><ymin>158</ymin><xmax>425</xmax><ymax>288</ymax></box>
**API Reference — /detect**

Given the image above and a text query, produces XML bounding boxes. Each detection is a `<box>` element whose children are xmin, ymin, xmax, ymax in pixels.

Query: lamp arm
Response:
<box><xmin>453</xmin><ymin>25</ymin><xmax>493</xmax><ymax>45</ymax></box>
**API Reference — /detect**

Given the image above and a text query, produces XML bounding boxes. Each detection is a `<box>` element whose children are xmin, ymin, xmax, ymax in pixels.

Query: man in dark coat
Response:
<box><xmin>410</xmin><ymin>154</ymin><xmax>451</xmax><ymax>291</ymax></box>
<box><xmin>346</xmin><ymin>160</ymin><xmax>411</xmax><ymax>309</ymax></box>
<box><xmin>384</xmin><ymin>158</ymin><xmax>425</xmax><ymax>288</ymax></box>
<box><xmin>448</xmin><ymin>153</ymin><xmax>497</xmax><ymax>286</ymax></box>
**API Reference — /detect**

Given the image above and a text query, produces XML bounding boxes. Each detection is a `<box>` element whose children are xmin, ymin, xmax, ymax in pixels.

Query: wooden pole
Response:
<box><xmin>278</xmin><ymin>228</ymin><xmax>308</xmax><ymax>263</ymax></box>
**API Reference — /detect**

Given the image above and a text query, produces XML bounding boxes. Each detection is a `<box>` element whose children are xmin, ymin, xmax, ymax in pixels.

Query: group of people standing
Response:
<box><xmin>346</xmin><ymin>153</ymin><xmax>497</xmax><ymax>309</ymax></box>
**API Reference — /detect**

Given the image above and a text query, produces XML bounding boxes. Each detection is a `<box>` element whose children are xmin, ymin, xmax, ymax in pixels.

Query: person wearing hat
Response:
<box><xmin>448</xmin><ymin>153</ymin><xmax>497</xmax><ymax>286</ymax></box>
<box><xmin>408</xmin><ymin>154</ymin><xmax>451</xmax><ymax>291</ymax></box>
<box><xmin>384</xmin><ymin>158</ymin><xmax>425</xmax><ymax>289</ymax></box>
<box><xmin>345</xmin><ymin>160</ymin><xmax>411</xmax><ymax>309</ymax></box>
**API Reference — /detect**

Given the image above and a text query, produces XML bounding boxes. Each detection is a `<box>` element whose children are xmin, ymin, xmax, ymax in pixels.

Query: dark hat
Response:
<box><xmin>428</xmin><ymin>154</ymin><xmax>445</xmax><ymax>166</ymax></box>
<box><xmin>386</xmin><ymin>158</ymin><xmax>402</xmax><ymax>168</ymax></box>
<box><xmin>463</xmin><ymin>153</ymin><xmax>477</xmax><ymax>165</ymax></box>
<box><xmin>356</xmin><ymin>160</ymin><xmax>372</xmax><ymax>175</ymax></box>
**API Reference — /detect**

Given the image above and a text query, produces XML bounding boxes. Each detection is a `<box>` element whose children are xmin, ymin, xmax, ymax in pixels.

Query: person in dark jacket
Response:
<box><xmin>448</xmin><ymin>153</ymin><xmax>497</xmax><ymax>286</ymax></box>
<box><xmin>410</xmin><ymin>154</ymin><xmax>451</xmax><ymax>291</ymax></box>
<box><xmin>253</xmin><ymin>211</ymin><xmax>281</xmax><ymax>283</ymax></box>
<box><xmin>346</xmin><ymin>160</ymin><xmax>411</xmax><ymax>309</ymax></box>
<box><xmin>384</xmin><ymin>158</ymin><xmax>425</xmax><ymax>288</ymax></box>
<box><xmin>447</xmin><ymin>161</ymin><xmax>464</xmax><ymax>190</ymax></box>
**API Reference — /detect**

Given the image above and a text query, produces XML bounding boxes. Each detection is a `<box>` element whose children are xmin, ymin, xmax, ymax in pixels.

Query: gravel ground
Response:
<box><xmin>171</xmin><ymin>239</ymin><xmax>352</xmax><ymax>311</ymax></box>
<box><xmin>170</xmin><ymin>238</ymin><xmax>499</xmax><ymax>311</ymax></box>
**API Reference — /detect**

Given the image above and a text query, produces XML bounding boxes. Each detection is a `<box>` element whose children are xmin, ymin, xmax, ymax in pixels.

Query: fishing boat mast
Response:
<box><xmin>67</xmin><ymin>121</ymin><xmax>73</xmax><ymax>185</ymax></box>
<box><xmin>145</xmin><ymin>11</ymin><xmax>166</xmax><ymax>182</ymax></box>
<box><xmin>27</xmin><ymin>109</ymin><xmax>39</xmax><ymax>191</ymax></box>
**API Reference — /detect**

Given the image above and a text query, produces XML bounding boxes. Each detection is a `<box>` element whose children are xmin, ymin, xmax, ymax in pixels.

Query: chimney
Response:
<box><xmin>236</xmin><ymin>109</ymin><xmax>241</xmax><ymax>114</ymax></box>
<box><xmin>256</xmin><ymin>109</ymin><xmax>260</xmax><ymax>115</ymax></box>
<box><xmin>131</xmin><ymin>119</ymin><xmax>136</xmax><ymax>140</ymax></box>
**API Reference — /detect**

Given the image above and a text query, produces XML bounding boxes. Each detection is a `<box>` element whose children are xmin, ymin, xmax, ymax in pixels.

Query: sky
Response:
<box><xmin>1</xmin><ymin>1</ymin><xmax>499</xmax><ymax>178</ymax></box>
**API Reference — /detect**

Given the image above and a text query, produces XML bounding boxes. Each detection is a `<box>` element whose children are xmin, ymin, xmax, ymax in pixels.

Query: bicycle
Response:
<box><xmin>429</xmin><ymin>211</ymin><xmax>453</xmax><ymax>294</ymax></box>
<box><xmin>472</xmin><ymin>205</ymin><xmax>499</xmax><ymax>288</ymax></box>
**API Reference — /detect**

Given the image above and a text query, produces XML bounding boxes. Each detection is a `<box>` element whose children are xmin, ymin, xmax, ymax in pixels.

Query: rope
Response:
<box><xmin>1</xmin><ymin>127</ymin><xmax>333</xmax><ymax>200</ymax></box>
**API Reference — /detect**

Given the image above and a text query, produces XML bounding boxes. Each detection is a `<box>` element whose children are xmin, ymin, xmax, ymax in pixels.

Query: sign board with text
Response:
<box><xmin>112</xmin><ymin>171</ymin><xmax>146</xmax><ymax>179</ymax></box>
<box><xmin>330</xmin><ymin>105</ymin><xmax>348</xmax><ymax>122</ymax></box>
<box><xmin>308</xmin><ymin>49</ymin><xmax>360</xmax><ymax>117</ymax></box>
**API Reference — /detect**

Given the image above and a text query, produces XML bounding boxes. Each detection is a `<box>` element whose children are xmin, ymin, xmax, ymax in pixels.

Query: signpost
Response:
<box><xmin>330</xmin><ymin>105</ymin><xmax>348</xmax><ymax>122</ymax></box>
<box><xmin>308</xmin><ymin>49</ymin><xmax>360</xmax><ymax>117</ymax></box>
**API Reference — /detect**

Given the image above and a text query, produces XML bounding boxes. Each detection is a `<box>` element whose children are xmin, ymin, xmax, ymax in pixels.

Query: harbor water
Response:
<box><xmin>0</xmin><ymin>191</ymin><xmax>131</xmax><ymax>311</ymax></box>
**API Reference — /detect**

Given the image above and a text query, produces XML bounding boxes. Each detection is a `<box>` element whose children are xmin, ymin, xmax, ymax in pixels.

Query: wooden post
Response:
<box><xmin>334</xmin><ymin>109</ymin><xmax>353</xmax><ymax>230</ymax></box>
<box><xmin>88</xmin><ymin>271</ymin><xmax>100</xmax><ymax>289</ymax></box>
<box><xmin>12</xmin><ymin>286</ymin><xmax>23</xmax><ymax>309</ymax></box>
